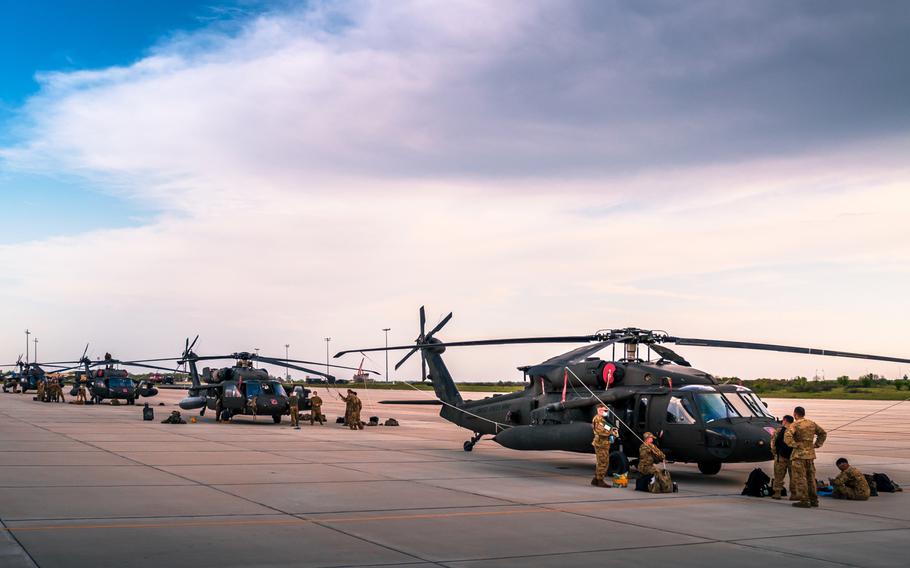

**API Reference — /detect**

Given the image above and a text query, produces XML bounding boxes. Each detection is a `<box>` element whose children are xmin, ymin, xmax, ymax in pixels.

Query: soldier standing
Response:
<box><xmin>591</xmin><ymin>405</ymin><xmax>615</xmax><ymax>488</ymax></box>
<box><xmin>310</xmin><ymin>392</ymin><xmax>325</xmax><ymax>425</ymax></box>
<box><xmin>349</xmin><ymin>391</ymin><xmax>364</xmax><ymax>430</ymax></box>
<box><xmin>289</xmin><ymin>391</ymin><xmax>300</xmax><ymax>429</ymax></box>
<box><xmin>770</xmin><ymin>415</ymin><xmax>795</xmax><ymax>500</ymax></box>
<box><xmin>637</xmin><ymin>432</ymin><xmax>666</xmax><ymax>477</ymax></box>
<box><xmin>784</xmin><ymin>406</ymin><xmax>827</xmax><ymax>508</ymax></box>
<box><xmin>339</xmin><ymin>389</ymin><xmax>355</xmax><ymax>427</ymax></box>
<box><xmin>831</xmin><ymin>458</ymin><xmax>870</xmax><ymax>501</ymax></box>
<box><xmin>36</xmin><ymin>380</ymin><xmax>46</xmax><ymax>402</ymax></box>
<box><xmin>77</xmin><ymin>379</ymin><xmax>88</xmax><ymax>404</ymax></box>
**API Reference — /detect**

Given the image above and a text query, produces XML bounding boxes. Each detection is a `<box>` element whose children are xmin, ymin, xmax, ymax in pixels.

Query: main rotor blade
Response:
<box><xmin>667</xmin><ymin>337</ymin><xmax>910</xmax><ymax>365</ymax></box>
<box><xmin>649</xmin><ymin>344</ymin><xmax>691</xmax><ymax>367</ymax></box>
<box><xmin>188</xmin><ymin>335</ymin><xmax>199</xmax><ymax>352</ymax></box>
<box><xmin>119</xmin><ymin>361</ymin><xmax>187</xmax><ymax>373</ymax></box>
<box><xmin>419</xmin><ymin>306</ymin><xmax>426</xmax><ymax>338</ymax></box>
<box><xmin>338</xmin><ymin>335</ymin><xmax>598</xmax><ymax>358</ymax></box>
<box><xmin>267</xmin><ymin>360</ymin><xmax>334</xmax><ymax>380</ymax></box>
<box><xmin>258</xmin><ymin>356</ymin><xmax>379</xmax><ymax>374</ymax></box>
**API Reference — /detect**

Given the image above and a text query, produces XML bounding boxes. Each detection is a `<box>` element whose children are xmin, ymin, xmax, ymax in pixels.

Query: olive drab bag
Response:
<box><xmin>649</xmin><ymin>469</ymin><xmax>673</xmax><ymax>493</ymax></box>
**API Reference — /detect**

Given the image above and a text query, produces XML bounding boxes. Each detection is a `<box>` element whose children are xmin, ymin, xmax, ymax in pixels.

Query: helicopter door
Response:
<box><xmin>659</xmin><ymin>393</ymin><xmax>703</xmax><ymax>462</ymax></box>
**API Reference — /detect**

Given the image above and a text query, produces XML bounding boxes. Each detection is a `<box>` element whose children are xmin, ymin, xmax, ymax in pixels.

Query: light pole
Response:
<box><xmin>25</xmin><ymin>329</ymin><xmax>30</xmax><ymax>364</ymax></box>
<box><xmin>33</xmin><ymin>337</ymin><xmax>38</xmax><ymax>363</ymax></box>
<box><xmin>324</xmin><ymin>337</ymin><xmax>331</xmax><ymax>380</ymax></box>
<box><xmin>285</xmin><ymin>344</ymin><xmax>290</xmax><ymax>380</ymax></box>
<box><xmin>382</xmin><ymin>328</ymin><xmax>391</xmax><ymax>382</ymax></box>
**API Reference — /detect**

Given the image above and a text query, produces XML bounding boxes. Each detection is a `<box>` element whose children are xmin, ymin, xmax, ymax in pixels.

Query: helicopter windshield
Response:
<box><xmin>666</xmin><ymin>394</ymin><xmax>698</xmax><ymax>424</ymax></box>
<box><xmin>108</xmin><ymin>378</ymin><xmax>133</xmax><ymax>388</ymax></box>
<box><xmin>697</xmin><ymin>393</ymin><xmax>739</xmax><ymax>423</ymax></box>
<box><xmin>270</xmin><ymin>382</ymin><xmax>286</xmax><ymax>396</ymax></box>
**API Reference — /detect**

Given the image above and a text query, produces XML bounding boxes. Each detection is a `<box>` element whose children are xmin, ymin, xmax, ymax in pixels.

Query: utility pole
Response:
<box><xmin>25</xmin><ymin>329</ymin><xmax>30</xmax><ymax>364</ymax></box>
<box><xmin>324</xmin><ymin>337</ymin><xmax>331</xmax><ymax>380</ymax></box>
<box><xmin>33</xmin><ymin>337</ymin><xmax>38</xmax><ymax>363</ymax></box>
<box><xmin>285</xmin><ymin>344</ymin><xmax>290</xmax><ymax>380</ymax></box>
<box><xmin>382</xmin><ymin>328</ymin><xmax>391</xmax><ymax>382</ymax></box>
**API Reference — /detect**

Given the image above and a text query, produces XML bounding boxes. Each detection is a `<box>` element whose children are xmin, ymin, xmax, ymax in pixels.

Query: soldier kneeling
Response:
<box><xmin>161</xmin><ymin>410</ymin><xmax>187</xmax><ymax>424</ymax></box>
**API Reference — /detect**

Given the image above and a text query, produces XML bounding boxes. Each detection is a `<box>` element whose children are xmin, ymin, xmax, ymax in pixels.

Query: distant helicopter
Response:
<box><xmin>170</xmin><ymin>336</ymin><xmax>379</xmax><ymax>424</ymax></box>
<box><xmin>41</xmin><ymin>345</ymin><xmax>178</xmax><ymax>404</ymax></box>
<box><xmin>1</xmin><ymin>356</ymin><xmax>69</xmax><ymax>393</ymax></box>
<box><xmin>337</xmin><ymin>307</ymin><xmax>910</xmax><ymax>475</ymax></box>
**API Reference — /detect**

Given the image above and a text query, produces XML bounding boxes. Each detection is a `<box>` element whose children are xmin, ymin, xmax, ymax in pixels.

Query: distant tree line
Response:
<box><xmin>732</xmin><ymin>373</ymin><xmax>910</xmax><ymax>393</ymax></box>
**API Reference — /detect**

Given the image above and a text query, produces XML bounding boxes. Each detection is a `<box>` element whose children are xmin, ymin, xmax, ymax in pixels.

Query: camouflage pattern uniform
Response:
<box><xmin>784</xmin><ymin>418</ymin><xmax>827</xmax><ymax>507</ymax></box>
<box><xmin>349</xmin><ymin>393</ymin><xmax>364</xmax><ymax>430</ymax></box>
<box><xmin>289</xmin><ymin>393</ymin><xmax>300</xmax><ymax>428</ymax></box>
<box><xmin>833</xmin><ymin>465</ymin><xmax>870</xmax><ymax>501</ymax></box>
<box><xmin>591</xmin><ymin>413</ymin><xmax>615</xmax><ymax>487</ymax></box>
<box><xmin>36</xmin><ymin>381</ymin><xmax>46</xmax><ymax>402</ymax></box>
<box><xmin>637</xmin><ymin>437</ymin><xmax>666</xmax><ymax>477</ymax></box>
<box><xmin>310</xmin><ymin>394</ymin><xmax>324</xmax><ymax>425</ymax></box>
<box><xmin>340</xmin><ymin>392</ymin><xmax>354</xmax><ymax>427</ymax></box>
<box><xmin>770</xmin><ymin>425</ymin><xmax>794</xmax><ymax>499</ymax></box>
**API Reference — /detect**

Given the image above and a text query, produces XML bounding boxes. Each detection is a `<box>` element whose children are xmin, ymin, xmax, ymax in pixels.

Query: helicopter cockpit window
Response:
<box><xmin>108</xmin><ymin>378</ymin><xmax>132</xmax><ymax>388</ymax></box>
<box><xmin>270</xmin><ymin>382</ymin><xmax>287</xmax><ymax>396</ymax></box>
<box><xmin>742</xmin><ymin>392</ymin><xmax>774</xmax><ymax>418</ymax></box>
<box><xmin>223</xmin><ymin>384</ymin><xmax>240</xmax><ymax>397</ymax></box>
<box><xmin>666</xmin><ymin>395</ymin><xmax>697</xmax><ymax>424</ymax></box>
<box><xmin>244</xmin><ymin>382</ymin><xmax>261</xmax><ymax>397</ymax></box>
<box><xmin>696</xmin><ymin>393</ymin><xmax>739</xmax><ymax>423</ymax></box>
<box><xmin>722</xmin><ymin>393</ymin><xmax>755</xmax><ymax>417</ymax></box>
<box><xmin>261</xmin><ymin>383</ymin><xmax>274</xmax><ymax>395</ymax></box>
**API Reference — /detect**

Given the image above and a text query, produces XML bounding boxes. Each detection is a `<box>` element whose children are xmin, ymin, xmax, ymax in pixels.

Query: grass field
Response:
<box><xmin>754</xmin><ymin>387</ymin><xmax>910</xmax><ymax>401</ymax></box>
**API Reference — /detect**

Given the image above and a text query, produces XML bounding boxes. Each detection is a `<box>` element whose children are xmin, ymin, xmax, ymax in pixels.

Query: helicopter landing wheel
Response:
<box><xmin>463</xmin><ymin>432</ymin><xmax>483</xmax><ymax>452</ymax></box>
<box><xmin>697</xmin><ymin>461</ymin><xmax>722</xmax><ymax>475</ymax></box>
<box><xmin>273</xmin><ymin>414</ymin><xmax>282</xmax><ymax>424</ymax></box>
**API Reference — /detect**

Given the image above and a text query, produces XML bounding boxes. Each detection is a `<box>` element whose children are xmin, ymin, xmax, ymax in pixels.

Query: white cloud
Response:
<box><xmin>1</xmin><ymin>1</ymin><xmax>909</xmax><ymax>381</ymax></box>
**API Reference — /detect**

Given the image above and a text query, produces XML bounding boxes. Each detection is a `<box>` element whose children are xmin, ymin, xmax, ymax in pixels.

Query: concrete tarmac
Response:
<box><xmin>1</xmin><ymin>388</ymin><xmax>908</xmax><ymax>567</ymax></box>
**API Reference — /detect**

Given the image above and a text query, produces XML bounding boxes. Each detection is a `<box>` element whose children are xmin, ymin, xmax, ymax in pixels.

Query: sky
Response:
<box><xmin>1</xmin><ymin>0</ymin><xmax>909</xmax><ymax>382</ymax></box>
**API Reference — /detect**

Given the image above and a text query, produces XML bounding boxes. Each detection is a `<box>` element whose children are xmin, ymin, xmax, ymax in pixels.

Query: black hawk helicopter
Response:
<box><xmin>171</xmin><ymin>336</ymin><xmax>379</xmax><ymax>424</ymax></box>
<box><xmin>337</xmin><ymin>307</ymin><xmax>910</xmax><ymax>475</ymax></box>
<box><xmin>40</xmin><ymin>345</ymin><xmax>178</xmax><ymax>404</ymax></box>
<box><xmin>1</xmin><ymin>356</ymin><xmax>70</xmax><ymax>393</ymax></box>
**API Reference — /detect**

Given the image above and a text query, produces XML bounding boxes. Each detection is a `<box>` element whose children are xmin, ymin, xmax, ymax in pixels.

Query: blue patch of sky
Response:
<box><xmin>0</xmin><ymin>0</ymin><xmax>290</xmax><ymax>242</ymax></box>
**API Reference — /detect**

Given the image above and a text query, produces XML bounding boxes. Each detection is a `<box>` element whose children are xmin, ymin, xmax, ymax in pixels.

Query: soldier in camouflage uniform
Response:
<box><xmin>76</xmin><ymin>379</ymin><xmax>88</xmax><ymax>404</ymax></box>
<box><xmin>784</xmin><ymin>406</ymin><xmax>827</xmax><ymax>508</ymax></box>
<box><xmin>36</xmin><ymin>380</ymin><xmax>46</xmax><ymax>402</ymax></box>
<box><xmin>637</xmin><ymin>432</ymin><xmax>666</xmax><ymax>477</ymax></box>
<box><xmin>831</xmin><ymin>458</ymin><xmax>870</xmax><ymax>501</ymax></box>
<box><xmin>339</xmin><ymin>390</ymin><xmax>355</xmax><ymax>427</ymax></box>
<box><xmin>309</xmin><ymin>393</ymin><xmax>325</xmax><ymax>425</ymax></box>
<box><xmin>770</xmin><ymin>415</ymin><xmax>795</xmax><ymax>500</ymax></box>
<box><xmin>591</xmin><ymin>405</ymin><xmax>617</xmax><ymax>487</ymax></box>
<box><xmin>289</xmin><ymin>391</ymin><xmax>300</xmax><ymax>429</ymax></box>
<box><xmin>349</xmin><ymin>391</ymin><xmax>364</xmax><ymax>430</ymax></box>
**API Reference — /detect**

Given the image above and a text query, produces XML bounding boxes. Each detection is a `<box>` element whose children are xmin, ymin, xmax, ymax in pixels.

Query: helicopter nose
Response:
<box><xmin>723</xmin><ymin>423</ymin><xmax>775</xmax><ymax>461</ymax></box>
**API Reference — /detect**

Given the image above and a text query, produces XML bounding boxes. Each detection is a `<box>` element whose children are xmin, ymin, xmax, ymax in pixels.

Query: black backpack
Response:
<box><xmin>873</xmin><ymin>473</ymin><xmax>900</xmax><ymax>493</ymax></box>
<box><xmin>864</xmin><ymin>474</ymin><xmax>879</xmax><ymax>497</ymax></box>
<box><xmin>741</xmin><ymin>468</ymin><xmax>772</xmax><ymax>497</ymax></box>
<box><xmin>635</xmin><ymin>474</ymin><xmax>653</xmax><ymax>492</ymax></box>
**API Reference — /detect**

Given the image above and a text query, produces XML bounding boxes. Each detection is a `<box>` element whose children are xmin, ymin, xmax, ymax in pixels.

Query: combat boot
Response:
<box><xmin>792</xmin><ymin>501</ymin><xmax>811</xmax><ymax>508</ymax></box>
<box><xmin>591</xmin><ymin>477</ymin><xmax>610</xmax><ymax>488</ymax></box>
<box><xmin>771</xmin><ymin>491</ymin><xmax>781</xmax><ymax>500</ymax></box>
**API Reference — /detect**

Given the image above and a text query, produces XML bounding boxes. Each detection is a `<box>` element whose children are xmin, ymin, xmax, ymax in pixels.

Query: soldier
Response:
<box><xmin>591</xmin><ymin>405</ymin><xmax>616</xmax><ymax>487</ymax></box>
<box><xmin>289</xmin><ymin>390</ymin><xmax>300</xmax><ymax>429</ymax></box>
<box><xmin>76</xmin><ymin>379</ymin><xmax>88</xmax><ymax>404</ymax></box>
<box><xmin>339</xmin><ymin>389</ymin><xmax>355</xmax><ymax>428</ymax></box>
<box><xmin>161</xmin><ymin>410</ymin><xmax>186</xmax><ymax>424</ymax></box>
<box><xmin>349</xmin><ymin>391</ymin><xmax>364</xmax><ymax>430</ymax></box>
<box><xmin>784</xmin><ymin>406</ymin><xmax>827</xmax><ymax>508</ymax></box>
<box><xmin>831</xmin><ymin>458</ymin><xmax>870</xmax><ymax>501</ymax></box>
<box><xmin>310</xmin><ymin>392</ymin><xmax>325</xmax><ymax>425</ymax></box>
<box><xmin>770</xmin><ymin>415</ymin><xmax>795</xmax><ymax>500</ymax></box>
<box><xmin>637</xmin><ymin>432</ymin><xmax>666</xmax><ymax>477</ymax></box>
<box><xmin>36</xmin><ymin>380</ymin><xmax>46</xmax><ymax>402</ymax></box>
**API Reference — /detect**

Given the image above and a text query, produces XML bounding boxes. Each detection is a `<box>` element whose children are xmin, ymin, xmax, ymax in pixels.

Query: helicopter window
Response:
<box><xmin>244</xmin><ymin>382</ymin><xmax>262</xmax><ymax>397</ymax></box>
<box><xmin>742</xmin><ymin>392</ymin><xmax>774</xmax><ymax>418</ymax></box>
<box><xmin>270</xmin><ymin>382</ymin><xmax>287</xmax><ymax>396</ymax></box>
<box><xmin>636</xmin><ymin>396</ymin><xmax>649</xmax><ymax>429</ymax></box>
<box><xmin>666</xmin><ymin>395</ymin><xmax>697</xmax><ymax>424</ymax></box>
<box><xmin>696</xmin><ymin>393</ymin><xmax>739</xmax><ymax>423</ymax></box>
<box><xmin>108</xmin><ymin>378</ymin><xmax>133</xmax><ymax>388</ymax></box>
<box><xmin>223</xmin><ymin>384</ymin><xmax>240</xmax><ymax>397</ymax></box>
<box><xmin>722</xmin><ymin>393</ymin><xmax>755</xmax><ymax>417</ymax></box>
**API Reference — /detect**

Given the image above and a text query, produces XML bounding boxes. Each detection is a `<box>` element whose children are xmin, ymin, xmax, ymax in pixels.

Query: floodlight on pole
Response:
<box><xmin>324</xmin><ymin>338</ymin><xmax>331</xmax><ymax>379</ymax></box>
<box><xmin>382</xmin><ymin>328</ymin><xmax>391</xmax><ymax>382</ymax></box>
